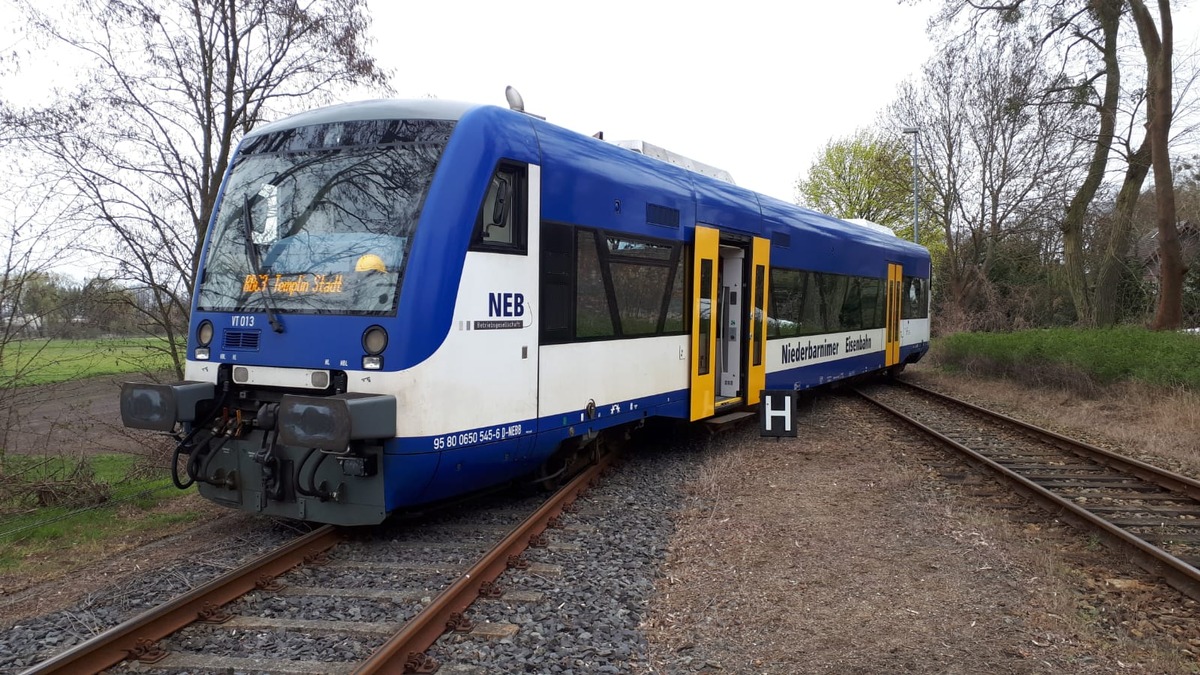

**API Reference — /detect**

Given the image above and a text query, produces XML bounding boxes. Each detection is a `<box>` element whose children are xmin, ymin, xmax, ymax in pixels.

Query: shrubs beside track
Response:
<box><xmin>0</xmin><ymin>454</ymin><xmax>191</xmax><ymax>573</ymax></box>
<box><xmin>934</xmin><ymin>327</ymin><xmax>1200</xmax><ymax>392</ymax></box>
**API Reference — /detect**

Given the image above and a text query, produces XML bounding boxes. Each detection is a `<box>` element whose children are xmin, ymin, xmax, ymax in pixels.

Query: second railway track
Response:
<box><xmin>857</xmin><ymin>378</ymin><xmax>1200</xmax><ymax>602</ymax></box>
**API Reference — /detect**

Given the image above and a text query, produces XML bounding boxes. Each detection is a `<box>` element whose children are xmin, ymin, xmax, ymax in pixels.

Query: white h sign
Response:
<box><xmin>760</xmin><ymin>390</ymin><xmax>797</xmax><ymax>437</ymax></box>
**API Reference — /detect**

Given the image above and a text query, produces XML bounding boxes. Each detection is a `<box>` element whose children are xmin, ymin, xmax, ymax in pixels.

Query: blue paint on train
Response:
<box><xmin>123</xmin><ymin>98</ymin><xmax>932</xmax><ymax>525</ymax></box>
<box><xmin>391</xmin><ymin>106</ymin><xmax>540</xmax><ymax>369</ymax></box>
<box><xmin>766</xmin><ymin>350</ymin><xmax>893</xmax><ymax>391</ymax></box>
<box><xmin>193</xmin><ymin>102</ymin><xmax>928</xmax><ymax>371</ymax></box>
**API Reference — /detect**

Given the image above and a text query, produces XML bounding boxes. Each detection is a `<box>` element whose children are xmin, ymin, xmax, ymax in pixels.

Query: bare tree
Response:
<box><xmin>891</xmin><ymin>49</ymin><xmax>971</xmax><ymax>308</ymax></box>
<box><xmin>1092</xmin><ymin>110</ymin><xmax>1151</xmax><ymax>326</ymax></box>
<box><xmin>1058</xmin><ymin>0</ymin><xmax>1123</xmax><ymax>325</ymax></box>
<box><xmin>922</xmin><ymin>1</ymin><xmax>1121</xmax><ymax>323</ymax></box>
<box><xmin>890</xmin><ymin>35</ymin><xmax>1092</xmax><ymax>325</ymax></box>
<box><xmin>0</xmin><ymin>173</ymin><xmax>82</xmax><ymax>456</ymax></box>
<box><xmin>13</xmin><ymin>0</ymin><xmax>390</xmax><ymax>376</ymax></box>
<box><xmin>1128</xmin><ymin>0</ymin><xmax>1184</xmax><ymax>329</ymax></box>
<box><xmin>924</xmin><ymin>0</ymin><xmax>1198</xmax><ymax>328</ymax></box>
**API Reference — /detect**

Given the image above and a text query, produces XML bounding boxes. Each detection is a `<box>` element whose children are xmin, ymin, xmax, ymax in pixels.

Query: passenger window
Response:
<box><xmin>471</xmin><ymin>162</ymin><xmax>527</xmax><ymax>253</ymax></box>
<box><xmin>902</xmin><ymin>276</ymin><xmax>929</xmax><ymax>319</ymax></box>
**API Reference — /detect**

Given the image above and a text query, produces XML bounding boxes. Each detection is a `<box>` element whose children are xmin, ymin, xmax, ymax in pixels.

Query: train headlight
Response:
<box><xmin>362</xmin><ymin>325</ymin><xmax>387</xmax><ymax>370</ymax></box>
<box><xmin>311</xmin><ymin>371</ymin><xmax>330</xmax><ymax>389</ymax></box>
<box><xmin>362</xmin><ymin>326</ymin><xmax>387</xmax><ymax>354</ymax></box>
<box><xmin>278</xmin><ymin>393</ymin><xmax>396</xmax><ymax>452</ymax></box>
<box><xmin>195</xmin><ymin>320</ymin><xmax>214</xmax><ymax>360</ymax></box>
<box><xmin>197</xmin><ymin>320</ymin><xmax>214</xmax><ymax>346</ymax></box>
<box><xmin>120</xmin><ymin>381</ymin><xmax>215</xmax><ymax>431</ymax></box>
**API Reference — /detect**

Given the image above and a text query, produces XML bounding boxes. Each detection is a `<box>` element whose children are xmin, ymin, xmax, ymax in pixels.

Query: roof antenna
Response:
<box><xmin>505</xmin><ymin>86</ymin><xmax>525</xmax><ymax>113</ymax></box>
<box><xmin>503</xmin><ymin>86</ymin><xmax>546</xmax><ymax>120</ymax></box>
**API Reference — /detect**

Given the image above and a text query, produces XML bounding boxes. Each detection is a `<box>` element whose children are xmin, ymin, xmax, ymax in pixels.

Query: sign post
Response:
<box><xmin>760</xmin><ymin>390</ymin><xmax>797</xmax><ymax>438</ymax></box>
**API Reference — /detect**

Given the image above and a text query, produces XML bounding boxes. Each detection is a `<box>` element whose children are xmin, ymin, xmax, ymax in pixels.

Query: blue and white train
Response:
<box><xmin>120</xmin><ymin>97</ymin><xmax>930</xmax><ymax>525</ymax></box>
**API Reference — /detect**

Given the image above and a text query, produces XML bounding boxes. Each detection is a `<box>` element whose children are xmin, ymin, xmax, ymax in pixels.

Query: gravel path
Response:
<box><xmin>427</xmin><ymin>442</ymin><xmax>696</xmax><ymax>673</ymax></box>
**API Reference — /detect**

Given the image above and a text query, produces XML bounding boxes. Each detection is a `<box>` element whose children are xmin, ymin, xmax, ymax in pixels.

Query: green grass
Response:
<box><xmin>0</xmin><ymin>454</ymin><xmax>171</xmax><ymax>520</ymax></box>
<box><xmin>0</xmin><ymin>453</ymin><xmax>147</xmax><ymax>485</ymax></box>
<box><xmin>935</xmin><ymin>327</ymin><xmax>1200</xmax><ymax>390</ymax></box>
<box><xmin>0</xmin><ymin>337</ymin><xmax>176</xmax><ymax>386</ymax></box>
<box><xmin>0</xmin><ymin>453</ymin><xmax>197</xmax><ymax>572</ymax></box>
<box><xmin>0</xmin><ymin>505</ymin><xmax>202</xmax><ymax>572</ymax></box>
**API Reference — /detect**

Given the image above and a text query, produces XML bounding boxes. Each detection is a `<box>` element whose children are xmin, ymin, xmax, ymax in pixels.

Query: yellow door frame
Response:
<box><xmin>745</xmin><ymin>236</ymin><xmax>769</xmax><ymax>405</ymax></box>
<box><xmin>885</xmin><ymin>263</ymin><xmax>902</xmax><ymax>367</ymax></box>
<box><xmin>690</xmin><ymin>226</ymin><xmax>720</xmax><ymax>421</ymax></box>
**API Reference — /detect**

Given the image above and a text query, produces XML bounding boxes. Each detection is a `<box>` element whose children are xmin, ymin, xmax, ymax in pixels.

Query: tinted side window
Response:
<box><xmin>470</xmin><ymin>162</ymin><xmax>527</xmax><ymax>254</ymax></box>
<box><xmin>768</xmin><ymin>269</ymin><xmax>802</xmax><ymax>338</ymax></box>
<box><xmin>769</xmin><ymin>269</ymin><xmax>890</xmax><ymax>336</ymax></box>
<box><xmin>816</xmin><ymin>273</ymin><xmax>851</xmax><ymax>333</ymax></box>
<box><xmin>860</xmin><ymin>277</ymin><xmax>885</xmax><ymax>329</ymax></box>
<box><xmin>576</xmin><ymin>230</ymin><xmax>615</xmax><ymax>338</ymax></box>
<box><xmin>664</xmin><ymin>256</ymin><xmax>687</xmax><ymax>333</ymax></box>
<box><xmin>604</xmin><ymin>235</ymin><xmax>682</xmax><ymax>337</ymax></box>
<box><xmin>539</xmin><ymin>223</ymin><xmax>686</xmax><ymax>343</ymax></box>
<box><xmin>902</xmin><ymin>276</ymin><xmax>929</xmax><ymax>319</ymax></box>
<box><xmin>541</xmin><ymin>222</ymin><xmax>574</xmax><ymax>342</ymax></box>
<box><xmin>839</xmin><ymin>278</ymin><xmax>864</xmax><ymax>331</ymax></box>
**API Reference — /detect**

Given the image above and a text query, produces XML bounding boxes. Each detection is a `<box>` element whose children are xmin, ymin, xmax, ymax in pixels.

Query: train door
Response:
<box><xmin>744</xmin><ymin>236</ymin><xmax>769</xmax><ymax>405</ymax></box>
<box><xmin>690</xmin><ymin>226</ymin><xmax>719</xmax><ymax>421</ymax></box>
<box><xmin>690</xmin><ymin>228</ymin><xmax>771</xmax><ymax>420</ymax></box>
<box><xmin>718</xmin><ymin>246</ymin><xmax>744</xmax><ymax>403</ymax></box>
<box><xmin>885</xmin><ymin>262</ymin><xmax>902</xmax><ymax>367</ymax></box>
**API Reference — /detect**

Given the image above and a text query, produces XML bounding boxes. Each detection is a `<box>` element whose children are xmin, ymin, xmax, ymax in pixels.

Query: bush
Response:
<box><xmin>934</xmin><ymin>327</ymin><xmax>1200</xmax><ymax>393</ymax></box>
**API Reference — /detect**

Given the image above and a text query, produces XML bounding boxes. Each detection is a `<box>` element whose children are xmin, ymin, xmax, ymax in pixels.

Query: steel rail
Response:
<box><xmin>896</xmin><ymin>379</ymin><xmax>1200</xmax><ymax>500</ymax></box>
<box><xmin>353</xmin><ymin>453</ymin><xmax>615</xmax><ymax>674</ymax></box>
<box><xmin>856</xmin><ymin>387</ymin><xmax>1200</xmax><ymax>602</ymax></box>
<box><xmin>22</xmin><ymin>524</ymin><xmax>343</xmax><ymax>675</ymax></box>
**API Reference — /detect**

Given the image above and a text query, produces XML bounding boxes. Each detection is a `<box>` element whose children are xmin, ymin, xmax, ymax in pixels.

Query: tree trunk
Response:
<box><xmin>1129</xmin><ymin>0</ymin><xmax>1184</xmax><ymax>330</ymax></box>
<box><xmin>1062</xmin><ymin>0</ymin><xmax>1122</xmax><ymax>325</ymax></box>
<box><xmin>1093</xmin><ymin>136</ymin><xmax>1151</xmax><ymax>326</ymax></box>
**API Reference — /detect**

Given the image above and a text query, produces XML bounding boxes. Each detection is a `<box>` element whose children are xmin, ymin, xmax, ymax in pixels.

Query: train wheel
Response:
<box><xmin>535</xmin><ymin>435</ymin><xmax>603</xmax><ymax>492</ymax></box>
<box><xmin>533</xmin><ymin>453</ymin><xmax>570</xmax><ymax>492</ymax></box>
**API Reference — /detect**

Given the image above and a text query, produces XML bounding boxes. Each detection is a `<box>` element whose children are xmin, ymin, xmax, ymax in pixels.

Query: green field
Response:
<box><xmin>0</xmin><ymin>453</ymin><xmax>200</xmax><ymax>571</ymax></box>
<box><xmin>0</xmin><ymin>337</ymin><xmax>177</xmax><ymax>386</ymax></box>
<box><xmin>935</xmin><ymin>327</ymin><xmax>1200</xmax><ymax>390</ymax></box>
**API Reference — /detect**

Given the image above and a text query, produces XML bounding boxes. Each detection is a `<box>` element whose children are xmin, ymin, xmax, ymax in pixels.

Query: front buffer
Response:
<box><xmin>121</xmin><ymin>381</ymin><xmax>420</xmax><ymax>526</ymax></box>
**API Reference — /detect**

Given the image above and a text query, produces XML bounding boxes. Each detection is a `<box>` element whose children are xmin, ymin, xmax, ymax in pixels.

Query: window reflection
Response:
<box><xmin>197</xmin><ymin>120</ymin><xmax>454</xmax><ymax>316</ymax></box>
<box><xmin>768</xmin><ymin>268</ymin><xmax>896</xmax><ymax>337</ymax></box>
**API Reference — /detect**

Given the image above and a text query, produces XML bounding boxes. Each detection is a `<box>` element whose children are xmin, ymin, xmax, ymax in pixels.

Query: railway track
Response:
<box><xmin>857</xmin><ymin>378</ymin><xmax>1200</xmax><ymax>602</ymax></box>
<box><xmin>22</xmin><ymin>454</ymin><xmax>614</xmax><ymax>675</ymax></box>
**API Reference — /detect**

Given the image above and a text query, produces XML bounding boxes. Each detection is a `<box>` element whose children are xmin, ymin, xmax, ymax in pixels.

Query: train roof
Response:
<box><xmin>246</xmin><ymin>99</ymin><xmax>478</xmax><ymax>139</ymax></box>
<box><xmin>612</xmin><ymin>140</ymin><xmax>736</xmax><ymax>184</ymax></box>
<box><xmin>245</xmin><ymin>99</ymin><xmax>930</xmax><ymax>274</ymax></box>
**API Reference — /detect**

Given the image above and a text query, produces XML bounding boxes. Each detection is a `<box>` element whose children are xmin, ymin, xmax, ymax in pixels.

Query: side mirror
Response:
<box><xmin>490</xmin><ymin>176</ymin><xmax>510</xmax><ymax>228</ymax></box>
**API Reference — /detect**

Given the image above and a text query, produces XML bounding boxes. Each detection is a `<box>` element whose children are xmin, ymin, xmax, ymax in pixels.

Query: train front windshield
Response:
<box><xmin>197</xmin><ymin>119</ymin><xmax>455</xmax><ymax>316</ymax></box>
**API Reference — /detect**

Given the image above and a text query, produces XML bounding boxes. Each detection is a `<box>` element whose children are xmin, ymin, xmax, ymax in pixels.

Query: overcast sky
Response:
<box><xmin>5</xmin><ymin>1</ymin><xmax>1200</xmax><ymax>205</ymax></box>
<box><xmin>356</xmin><ymin>0</ymin><xmax>940</xmax><ymax>203</ymax></box>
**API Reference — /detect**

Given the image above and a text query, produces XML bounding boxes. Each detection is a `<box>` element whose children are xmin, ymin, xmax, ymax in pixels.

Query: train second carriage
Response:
<box><xmin>119</xmin><ymin>98</ymin><xmax>931</xmax><ymax>525</ymax></box>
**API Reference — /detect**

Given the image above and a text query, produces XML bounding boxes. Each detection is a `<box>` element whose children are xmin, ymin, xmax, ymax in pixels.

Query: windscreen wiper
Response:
<box><xmin>243</xmin><ymin>194</ymin><xmax>285</xmax><ymax>333</ymax></box>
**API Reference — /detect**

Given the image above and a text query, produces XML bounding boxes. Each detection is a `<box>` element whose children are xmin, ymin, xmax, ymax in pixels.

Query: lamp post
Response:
<box><xmin>902</xmin><ymin>127</ymin><xmax>919</xmax><ymax>245</ymax></box>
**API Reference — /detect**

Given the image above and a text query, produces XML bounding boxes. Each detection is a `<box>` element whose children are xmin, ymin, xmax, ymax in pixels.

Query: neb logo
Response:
<box><xmin>488</xmin><ymin>292</ymin><xmax>525</xmax><ymax>317</ymax></box>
